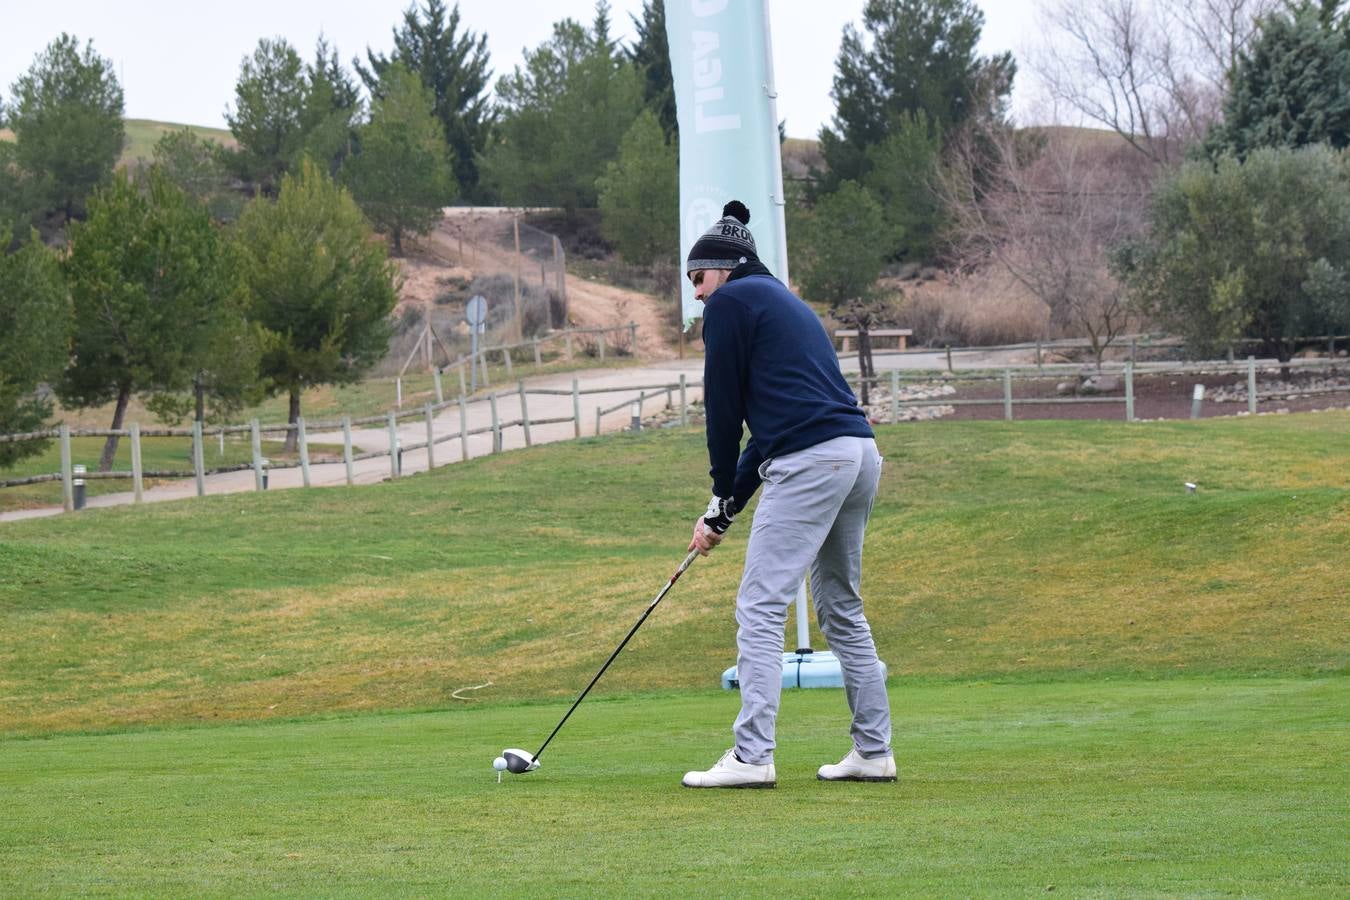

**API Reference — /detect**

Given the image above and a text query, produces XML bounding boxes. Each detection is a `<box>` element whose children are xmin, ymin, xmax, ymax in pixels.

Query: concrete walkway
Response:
<box><xmin>0</xmin><ymin>347</ymin><xmax>1002</xmax><ymax>524</ymax></box>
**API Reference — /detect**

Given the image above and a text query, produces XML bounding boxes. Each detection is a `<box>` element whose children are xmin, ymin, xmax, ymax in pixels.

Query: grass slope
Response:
<box><xmin>0</xmin><ymin>119</ymin><xmax>235</xmax><ymax>169</ymax></box>
<box><xmin>1</xmin><ymin>414</ymin><xmax>1345</xmax><ymax>737</ymax></box>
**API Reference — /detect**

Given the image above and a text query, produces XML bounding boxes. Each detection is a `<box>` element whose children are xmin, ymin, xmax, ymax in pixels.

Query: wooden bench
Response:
<box><xmin>835</xmin><ymin>328</ymin><xmax>913</xmax><ymax>353</ymax></box>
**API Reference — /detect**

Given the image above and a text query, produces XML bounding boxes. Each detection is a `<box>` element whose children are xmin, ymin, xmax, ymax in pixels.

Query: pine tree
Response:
<box><xmin>357</xmin><ymin>0</ymin><xmax>494</xmax><ymax>200</ymax></box>
<box><xmin>0</xmin><ymin>232</ymin><xmax>69</xmax><ymax>467</ymax></box>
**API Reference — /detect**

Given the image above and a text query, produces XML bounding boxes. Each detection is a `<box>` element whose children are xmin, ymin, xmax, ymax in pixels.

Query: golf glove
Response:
<box><xmin>703</xmin><ymin>494</ymin><xmax>736</xmax><ymax>534</ymax></box>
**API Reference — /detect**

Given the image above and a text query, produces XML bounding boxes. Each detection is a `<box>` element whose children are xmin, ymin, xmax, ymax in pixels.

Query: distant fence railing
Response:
<box><xmin>3</xmin><ymin>341</ymin><xmax>1346</xmax><ymax>516</ymax></box>
<box><xmin>844</xmin><ymin>356</ymin><xmax>1346</xmax><ymax>423</ymax></box>
<box><xmin>0</xmin><ymin>363</ymin><xmax>703</xmax><ymax>514</ymax></box>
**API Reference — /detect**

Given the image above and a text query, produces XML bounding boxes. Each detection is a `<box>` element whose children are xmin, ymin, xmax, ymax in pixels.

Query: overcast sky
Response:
<box><xmin>0</xmin><ymin>0</ymin><xmax>1046</xmax><ymax>140</ymax></box>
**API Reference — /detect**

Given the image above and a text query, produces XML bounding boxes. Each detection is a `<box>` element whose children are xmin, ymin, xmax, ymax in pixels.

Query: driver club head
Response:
<box><xmin>502</xmin><ymin>748</ymin><xmax>540</xmax><ymax>774</ymax></box>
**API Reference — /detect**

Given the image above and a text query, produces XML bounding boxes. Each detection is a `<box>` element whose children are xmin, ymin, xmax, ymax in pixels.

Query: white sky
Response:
<box><xmin>0</xmin><ymin>0</ymin><xmax>1044</xmax><ymax>140</ymax></box>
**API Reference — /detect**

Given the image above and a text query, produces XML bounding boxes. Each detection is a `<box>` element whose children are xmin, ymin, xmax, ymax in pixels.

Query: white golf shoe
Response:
<box><xmin>682</xmin><ymin>749</ymin><xmax>776</xmax><ymax>789</ymax></box>
<box><xmin>816</xmin><ymin>748</ymin><xmax>897</xmax><ymax>782</ymax></box>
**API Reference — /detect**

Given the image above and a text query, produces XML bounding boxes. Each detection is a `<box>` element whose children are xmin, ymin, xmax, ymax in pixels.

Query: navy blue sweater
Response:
<box><xmin>702</xmin><ymin>261</ymin><xmax>873</xmax><ymax>507</ymax></box>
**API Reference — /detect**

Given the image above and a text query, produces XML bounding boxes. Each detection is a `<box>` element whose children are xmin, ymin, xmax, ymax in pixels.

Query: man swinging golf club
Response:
<box><xmin>682</xmin><ymin>201</ymin><xmax>895</xmax><ymax>789</ymax></box>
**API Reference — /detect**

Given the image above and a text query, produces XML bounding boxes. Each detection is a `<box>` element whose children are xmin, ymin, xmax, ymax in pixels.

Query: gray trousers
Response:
<box><xmin>733</xmin><ymin>435</ymin><xmax>891</xmax><ymax>765</ymax></box>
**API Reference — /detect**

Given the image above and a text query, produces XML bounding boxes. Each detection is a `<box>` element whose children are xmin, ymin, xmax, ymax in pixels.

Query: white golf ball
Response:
<box><xmin>493</xmin><ymin>756</ymin><xmax>508</xmax><ymax>771</ymax></box>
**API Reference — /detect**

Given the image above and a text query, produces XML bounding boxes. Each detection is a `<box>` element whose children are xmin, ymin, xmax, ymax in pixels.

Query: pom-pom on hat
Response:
<box><xmin>686</xmin><ymin>201</ymin><xmax>758</xmax><ymax>277</ymax></box>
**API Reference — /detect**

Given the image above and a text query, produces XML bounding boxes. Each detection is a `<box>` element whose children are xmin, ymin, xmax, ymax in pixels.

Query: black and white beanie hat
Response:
<box><xmin>686</xmin><ymin>201</ymin><xmax>757</xmax><ymax>276</ymax></box>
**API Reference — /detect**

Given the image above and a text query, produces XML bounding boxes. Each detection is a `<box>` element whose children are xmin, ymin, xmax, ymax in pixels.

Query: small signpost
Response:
<box><xmin>466</xmin><ymin>295</ymin><xmax>487</xmax><ymax>393</ymax></box>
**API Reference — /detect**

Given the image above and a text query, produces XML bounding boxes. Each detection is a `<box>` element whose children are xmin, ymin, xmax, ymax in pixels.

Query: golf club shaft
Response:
<box><xmin>532</xmin><ymin>549</ymin><xmax>699</xmax><ymax>763</ymax></box>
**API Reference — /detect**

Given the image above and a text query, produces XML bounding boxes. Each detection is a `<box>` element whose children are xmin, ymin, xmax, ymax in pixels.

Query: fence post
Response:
<box><xmin>533</xmin><ymin>340</ymin><xmax>542</xmax><ymax>370</ymax></box>
<box><xmin>599</xmin><ymin>330</ymin><xmax>607</xmax><ymax>362</ymax></box>
<box><xmin>457</xmin><ymin>357</ymin><xmax>467</xmax><ymax>397</ymax></box>
<box><xmin>342</xmin><ymin>416</ymin><xmax>354</xmax><ymax>486</ymax></box>
<box><xmin>387</xmin><ymin>411</ymin><xmax>400</xmax><ymax>477</ymax></box>
<box><xmin>596</xmin><ymin>406</ymin><xmax>602</xmax><ymax>437</ymax></box>
<box><xmin>1130</xmin><ymin>337</ymin><xmax>1138</xmax><ymax>364</ymax></box>
<box><xmin>502</xmin><ymin>347</ymin><xmax>513</xmax><ymax>378</ymax></box>
<box><xmin>572</xmin><ymin>376</ymin><xmax>582</xmax><ymax>438</ymax></box>
<box><xmin>131</xmin><ymin>422</ymin><xmax>144</xmax><ymax>503</ymax></box>
<box><xmin>459</xmin><ymin>395</ymin><xmax>469</xmax><ymax>462</ymax></box>
<box><xmin>433</xmin><ymin>367</ymin><xmax>444</xmax><ymax>404</ymax></box>
<box><xmin>1248</xmin><ymin>356</ymin><xmax>1258</xmax><ymax>415</ymax></box>
<box><xmin>60</xmin><ymin>423</ymin><xmax>73</xmax><ymax>512</ymax></box>
<box><xmin>488</xmin><ymin>393</ymin><xmax>501</xmax><ymax>453</ymax></box>
<box><xmin>192</xmin><ymin>420</ymin><xmax>206</xmax><ymax>497</ymax></box>
<box><xmin>513</xmin><ymin>216</ymin><xmax>523</xmax><ymax>341</ymax></box>
<box><xmin>1036</xmin><ymin>341</ymin><xmax>1043</xmax><ymax>374</ymax></box>
<box><xmin>1125</xmin><ymin>363</ymin><xmax>1135</xmax><ymax>422</ymax></box>
<box><xmin>946</xmin><ymin>345</ymin><xmax>953</xmax><ymax>373</ymax></box>
<box><xmin>518</xmin><ymin>381</ymin><xmax>532</xmax><ymax>447</ymax></box>
<box><xmin>890</xmin><ymin>370</ymin><xmax>900</xmax><ymax>423</ymax></box>
<box><xmin>396</xmin><ymin>377</ymin><xmax>403</xmax><ymax>409</ymax></box>
<box><xmin>1123</xmin><ymin>361</ymin><xmax>1134</xmax><ymax>423</ymax></box>
<box><xmin>251</xmin><ymin>419</ymin><xmax>264</xmax><ymax>492</ymax></box>
<box><xmin>1002</xmin><ymin>370</ymin><xmax>1013</xmax><ymax>421</ymax></box>
<box><xmin>628</xmin><ymin>322</ymin><xmax>637</xmax><ymax>353</ymax></box>
<box><xmin>480</xmin><ymin>349</ymin><xmax>491</xmax><ymax>388</ymax></box>
<box><xmin>565</xmin><ymin>332</ymin><xmax>574</xmax><ymax>361</ymax></box>
<box><xmin>679</xmin><ymin>373</ymin><xmax>688</xmax><ymax>426</ymax></box>
<box><xmin>425</xmin><ymin>402</ymin><xmax>437</xmax><ymax>470</ymax></box>
<box><xmin>298</xmin><ymin>417</ymin><xmax>311</xmax><ymax>487</ymax></box>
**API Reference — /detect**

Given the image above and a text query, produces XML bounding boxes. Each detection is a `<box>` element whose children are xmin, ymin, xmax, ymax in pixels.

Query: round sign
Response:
<box><xmin>465</xmin><ymin>295</ymin><xmax>487</xmax><ymax>326</ymax></box>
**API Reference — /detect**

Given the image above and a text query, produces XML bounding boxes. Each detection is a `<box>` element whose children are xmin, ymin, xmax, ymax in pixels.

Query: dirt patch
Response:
<box><xmin>416</xmin><ymin>209</ymin><xmax>679</xmax><ymax>360</ymax></box>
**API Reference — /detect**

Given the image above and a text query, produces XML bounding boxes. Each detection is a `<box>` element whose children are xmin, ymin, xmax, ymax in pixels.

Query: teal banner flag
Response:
<box><xmin>666</xmin><ymin>0</ymin><xmax>789</xmax><ymax>327</ymax></box>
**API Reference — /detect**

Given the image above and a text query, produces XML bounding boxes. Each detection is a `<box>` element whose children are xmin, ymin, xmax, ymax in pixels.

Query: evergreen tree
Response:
<box><xmin>345</xmin><ymin>62</ymin><xmax>458</xmax><ymax>255</ymax></box>
<box><xmin>597</xmin><ymin>110</ymin><xmax>677</xmax><ymax>265</ymax></box>
<box><xmin>357</xmin><ymin>0</ymin><xmax>494</xmax><ymax>200</ymax></box>
<box><xmin>298</xmin><ymin>36</ymin><xmax>363</xmax><ymax>177</ymax></box>
<box><xmin>225</xmin><ymin>38</ymin><xmax>309</xmax><ymax>194</ymax></box>
<box><xmin>1205</xmin><ymin>1</ymin><xmax>1350</xmax><ymax>158</ymax></box>
<box><xmin>484</xmin><ymin>2</ymin><xmax>642</xmax><ymax>212</ymax></box>
<box><xmin>0</xmin><ymin>231</ymin><xmax>69</xmax><ymax>467</ymax></box>
<box><xmin>151</xmin><ymin>128</ymin><xmax>241</xmax><ymax>222</ymax></box>
<box><xmin>60</xmin><ymin>172</ymin><xmax>245</xmax><ymax>470</ymax></box>
<box><xmin>817</xmin><ymin>0</ymin><xmax>1014</xmax><ymax>261</ymax></box>
<box><xmin>233</xmin><ymin>159</ymin><xmax>398</xmax><ymax>451</ymax></box>
<box><xmin>6</xmin><ymin>33</ymin><xmax>124</xmax><ymax>223</ymax></box>
<box><xmin>1116</xmin><ymin>145</ymin><xmax>1350</xmax><ymax>362</ymax></box>
<box><xmin>627</xmin><ymin>0</ymin><xmax>676</xmax><ymax>140</ymax></box>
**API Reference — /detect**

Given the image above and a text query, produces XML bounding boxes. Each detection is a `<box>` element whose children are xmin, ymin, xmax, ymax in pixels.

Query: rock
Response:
<box><xmin>1055</xmin><ymin>381</ymin><xmax>1076</xmax><ymax>397</ymax></box>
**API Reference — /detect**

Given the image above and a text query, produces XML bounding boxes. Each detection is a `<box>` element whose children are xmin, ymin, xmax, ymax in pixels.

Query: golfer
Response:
<box><xmin>681</xmin><ymin>201</ymin><xmax>895</xmax><ymax>789</ymax></box>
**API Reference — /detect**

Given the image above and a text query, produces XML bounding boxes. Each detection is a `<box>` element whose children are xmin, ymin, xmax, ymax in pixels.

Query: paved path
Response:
<box><xmin>0</xmin><ymin>347</ymin><xmax>1013</xmax><ymax>524</ymax></box>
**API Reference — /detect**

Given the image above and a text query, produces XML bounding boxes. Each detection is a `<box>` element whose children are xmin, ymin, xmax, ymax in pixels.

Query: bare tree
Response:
<box><xmin>941</xmin><ymin>125</ymin><xmax>1148</xmax><ymax>367</ymax></box>
<box><xmin>1030</xmin><ymin>0</ymin><xmax>1277</xmax><ymax>164</ymax></box>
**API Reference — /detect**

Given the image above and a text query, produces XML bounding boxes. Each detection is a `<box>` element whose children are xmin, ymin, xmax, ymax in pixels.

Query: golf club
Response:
<box><xmin>496</xmin><ymin>548</ymin><xmax>700</xmax><ymax>776</ymax></box>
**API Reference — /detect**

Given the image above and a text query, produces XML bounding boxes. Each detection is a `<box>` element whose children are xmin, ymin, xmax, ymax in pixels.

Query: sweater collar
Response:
<box><xmin>726</xmin><ymin>258</ymin><xmax>776</xmax><ymax>283</ymax></box>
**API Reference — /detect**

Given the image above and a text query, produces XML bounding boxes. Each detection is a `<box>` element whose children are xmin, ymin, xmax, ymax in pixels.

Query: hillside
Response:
<box><xmin>1</xmin><ymin>413</ymin><xmax>1345</xmax><ymax>737</ymax></box>
<box><xmin>0</xmin><ymin>117</ymin><xmax>235</xmax><ymax>168</ymax></box>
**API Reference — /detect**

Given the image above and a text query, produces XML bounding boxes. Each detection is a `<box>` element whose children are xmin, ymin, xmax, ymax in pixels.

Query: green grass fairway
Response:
<box><xmin>0</xmin><ymin>414</ymin><xmax>1345</xmax><ymax>893</ymax></box>
<box><xmin>2</xmin><ymin>679</ymin><xmax>1344</xmax><ymax>895</ymax></box>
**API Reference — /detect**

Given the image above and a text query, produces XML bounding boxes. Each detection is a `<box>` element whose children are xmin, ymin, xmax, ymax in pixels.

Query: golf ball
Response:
<box><xmin>493</xmin><ymin>756</ymin><xmax>508</xmax><ymax>771</ymax></box>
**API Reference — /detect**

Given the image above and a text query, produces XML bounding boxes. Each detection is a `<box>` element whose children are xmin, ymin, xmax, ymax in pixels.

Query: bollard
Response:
<box><xmin>679</xmin><ymin>374</ymin><xmax>688</xmax><ymax>427</ymax></box>
<box><xmin>489</xmin><ymin>393</ymin><xmax>501</xmax><ymax>453</ymax></box>
<box><xmin>73</xmin><ymin>464</ymin><xmax>87</xmax><ymax>510</ymax></box>
<box><xmin>1190</xmin><ymin>384</ymin><xmax>1205</xmax><ymax>419</ymax></box>
<box><xmin>261</xmin><ymin>458</ymin><xmax>270</xmax><ymax>490</ymax></box>
<box><xmin>1002</xmin><ymin>370</ymin><xmax>1013</xmax><ymax>421</ymax></box>
<box><xmin>631</xmin><ymin>395</ymin><xmax>643</xmax><ymax>432</ymax></box>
